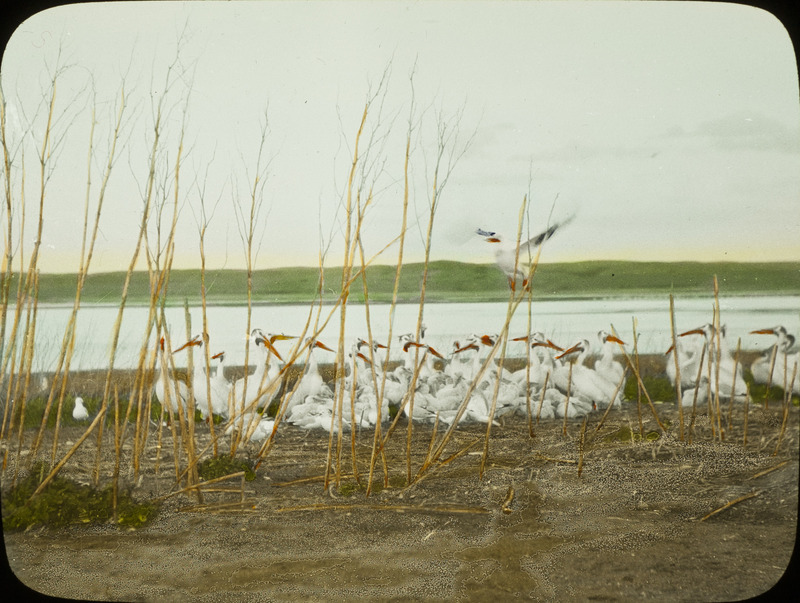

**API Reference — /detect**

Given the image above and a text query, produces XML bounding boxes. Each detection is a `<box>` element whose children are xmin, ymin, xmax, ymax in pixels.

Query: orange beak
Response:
<box><xmin>256</xmin><ymin>337</ymin><xmax>284</xmax><ymax>362</ymax></box>
<box><xmin>679</xmin><ymin>329</ymin><xmax>705</xmax><ymax>337</ymax></box>
<box><xmin>750</xmin><ymin>329</ymin><xmax>776</xmax><ymax>335</ymax></box>
<box><xmin>172</xmin><ymin>335</ymin><xmax>203</xmax><ymax>354</ymax></box>
<box><xmin>211</xmin><ymin>351</ymin><xmax>225</xmax><ymax>360</ymax></box>
<box><xmin>269</xmin><ymin>334</ymin><xmax>297</xmax><ymax>344</ymax></box>
<box><xmin>532</xmin><ymin>340</ymin><xmax>563</xmax><ymax>352</ymax></box>
<box><xmin>664</xmin><ymin>344</ymin><xmax>675</xmax><ymax>355</ymax></box>
<box><xmin>555</xmin><ymin>342</ymin><xmax>582</xmax><ymax>360</ymax></box>
<box><xmin>606</xmin><ymin>335</ymin><xmax>625</xmax><ymax>345</ymax></box>
<box><xmin>427</xmin><ymin>345</ymin><xmax>444</xmax><ymax>359</ymax></box>
<box><xmin>454</xmin><ymin>343</ymin><xmax>480</xmax><ymax>354</ymax></box>
<box><xmin>313</xmin><ymin>340</ymin><xmax>335</xmax><ymax>353</ymax></box>
<box><xmin>478</xmin><ymin>335</ymin><xmax>495</xmax><ymax>346</ymax></box>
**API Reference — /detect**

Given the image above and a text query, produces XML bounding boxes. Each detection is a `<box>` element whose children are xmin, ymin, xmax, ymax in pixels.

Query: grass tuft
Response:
<box><xmin>2</xmin><ymin>462</ymin><xmax>159</xmax><ymax>531</ymax></box>
<box><xmin>197</xmin><ymin>456</ymin><xmax>256</xmax><ymax>482</ymax></box>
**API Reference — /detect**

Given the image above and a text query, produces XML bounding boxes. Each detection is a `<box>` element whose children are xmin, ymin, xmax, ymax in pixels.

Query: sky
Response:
<box><xmin>1</xmin><ymin>1</ymin><xmax>799</xmax><ymax>274</ymax></box>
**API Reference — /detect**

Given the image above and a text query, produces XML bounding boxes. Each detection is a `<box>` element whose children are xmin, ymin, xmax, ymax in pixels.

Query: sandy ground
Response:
<box><xmin>3</xmin><ymin>398</ymin><xmax>798</xmax><ymax>601</ymax></box>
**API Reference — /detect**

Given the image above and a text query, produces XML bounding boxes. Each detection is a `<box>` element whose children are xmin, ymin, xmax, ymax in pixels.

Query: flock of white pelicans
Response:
<box><xmin>133</xmin><ymin>322</ymin><xmax>798</xmax><ymax>443</ymax></box>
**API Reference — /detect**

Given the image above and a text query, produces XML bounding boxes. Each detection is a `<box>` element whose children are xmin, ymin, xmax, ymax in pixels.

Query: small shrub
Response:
<box><xmin>197</xmin><ymin>456</ymin><xmax>256</xmax><ymax>482</ymax></box>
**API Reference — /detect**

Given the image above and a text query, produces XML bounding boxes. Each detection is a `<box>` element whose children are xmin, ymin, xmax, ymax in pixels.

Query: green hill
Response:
<box><xmin>24</xmin><ymin>260</ymin><xmax>800</xmax><ymax>305</ymax></box>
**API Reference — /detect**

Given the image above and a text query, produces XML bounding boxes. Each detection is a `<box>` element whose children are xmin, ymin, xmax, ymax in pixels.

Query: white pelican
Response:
<box><xmin>201</xmin><ymin>351</ymin><xmax>233</xmax><ymax>419</ymax></box>
<box><xmin>72</xmin><ymin>396</ymin><xmax>89</xmax><ymax>421</ymax></box>
<box><xmin>477</xmin><ymin>217</ymin><xmax>572</xmax><ymax>291</ymax></box>
<box><xmin>594</xmin><ymin>330</ymin><xmax>627</xmax><ymax>391</ymax></box>
<box><xmin>750</xmin><ymin>326</ymin><xmax>799</xmax><ymax>394</ymax></box>
<box><xmin>153</xmin><ymin>336</ymin><xmax>192</xmax><ymax>416</ymax></box>
<box><xmin>554</xmin><ymin>339</ymin><xmax>622</xmax><ymax>409</ymax></box>
<box><xmin>173</xmin><ymin>334</ymin><xmax>232</xmax><ymax>421</ymax></box>
<box><xmin>230</xmin><ymin>330</ymin><xmax>286</xmax><ymax>418</ymax></box>
<box><xmin>284</xmin><ymin>338</ymin><xmax>335</xmax><ymax>414</ymax></box>
<box><xmin>511</xmin><ymin>332</ymin><xmax>563</xmax><ymax>389</ymax></box>
<box><xmin>679</xmin><ymin>324</ymin><xmax>746</xmax><ymax>399</ymax></box>
<box><xmin>665</xmin><ymin>334</ymin><xmax>707</xmax><ymax>391</ymax></box>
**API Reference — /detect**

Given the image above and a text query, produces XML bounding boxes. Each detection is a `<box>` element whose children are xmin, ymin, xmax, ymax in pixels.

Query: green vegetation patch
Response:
<box><xmin>2</xmin><ymin>462</ymin><xmax>159</xmax><ymax>531</ymax></box>
<box><xmin>197</xmin><ymin>456</ymin><xmax>257</xmax><ymax>482</ymax></box>
<box><xmin>602</xmin><ymin>424</ymin><xmax>661</xmax><ymax>444</ymax></box>
<box><xmin>625</xmin><ymin>376</ymin><xmax>676</xmax><ymax>403</ymax></box>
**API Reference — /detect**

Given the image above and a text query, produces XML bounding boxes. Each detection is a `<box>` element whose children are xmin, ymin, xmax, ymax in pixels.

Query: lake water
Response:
<box><xmin>12</xmin><ymin>295</ymin><xmax>800</xmax><ymax>372</ymax></box>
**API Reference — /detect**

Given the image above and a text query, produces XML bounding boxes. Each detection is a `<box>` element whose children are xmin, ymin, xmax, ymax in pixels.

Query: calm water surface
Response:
<box><xmin>17</xmin><ymin>296</ymin><xmax>800</xmax><ymax>371</ymax></box>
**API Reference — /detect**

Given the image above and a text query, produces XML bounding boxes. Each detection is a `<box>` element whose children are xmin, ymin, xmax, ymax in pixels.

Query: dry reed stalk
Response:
<box><xmin>155</xmin><ymin>471</ymin><xmax>246</xmax><ymax>501</ymax></box>
<box><xmin>704</xmin><ymin>330</ymin><xmax>715</xmax><ymax>441</ymax></box>
<box><xmin>772</xmin><ymin>360</ymin><xmax>797</xmax><ymax>456</ymax></box>
<box><xmin>179</xmin><ymin>501</ymin><xmax>257</xmax><ymax>513</ymax></box>
<box><xmin>324</xmin><ymin>104</ymin><xmax>368</xmax><ymax>492</ymax></box>
<box><xmin>526</xmin><ymin>387</ymin><xmax>535</xmax><ymax>438</ymax></box>
<box><xmin>629</xmin><ymin>318</ymin><xmax>644</xmax><ymax>438</ymax></box>
<box><xmin>30</xmin><ymin>404</ymin><xmax>108</xmax><ymax>498</ymax></box>
<box><xmin>712</xmin><ymin>280</ymin><xmax>724</xmax><ymax>441</ymax></box>
<box><xmin>749</xmin><ymin>459</ymin><xmax>789</xmax><ymax>481</ymax></box>
<box><xmin>228</xmin><ymin>115</ymin><xmax>273</xmax><ymax>459</ymax></box>
<box><xmin>742</xmin><ymin>385</ymin><xmax>750</xmax><ymax>447</ymax></box>
<box><xmin>594</xmin><ymin>368</ymin><xmax>629</xmax><ymax>433</ymax></box>
<box><xmin>131</xmin><ymin>336</ymin><xmax>159</xmax><ymax>478</ymax></box>
<box><xmin>274</xmin><ymin>473</ymin><xmax>356</xmax><ymax>488</ymax></box>
<box><xmin>10</xmin><ymin>288</ymin><xmax>37</xmax><ymax>485</ymax></box>
<box><xmin>182</xmin><ymin>303</ymin><xmax>202</xmax><ymax>501</ymax></box>
<box><xmin>193</xmin><ymin>181</ymin><xmax>221</xmax><ymax>457</ymax></box>
<box><xmin>614</xmin><ymin>330</ymin><xmax>666</xmax><ymax>432</ymax></box>
<box><xmin>366</xmin><ymin>79</ymin><xmax>416</xmax><ymax>496</ymax></box>
<box><xmin>424</xmin><ymin>413</ymin><xmax>441</xmax><ymax>468</ymax></box>
<box><xmin>699</xmin><ymin>490</ymin><xmax>762</xmax><ymax>522</ymax></box>
<box><xmin>276</xmin><ymin>502</ymin><xmax>490</xmax><ymax>515</ymax></box>
<box><xmin>0</xmin><ymin>81</ymin><xmax>15</xmax><ymax>385</ymax></box>
<box><xmin>372</xmin><ymin>352</ymin><xmax>428</xmax><ymax>463</ymax></box>
<box><xmin>761</xmin><ymin>345</ymin><xmax>778</xmax><ymax>410</ymax></box>
<box><xmin>577</xmin><ymin>416</ymin><xmax>588</xmax><ymax>477</ymax></box>
<box><xmin>111</xmin><ymin>386</ymin><xmax>121</xmax><ymax>520</ymax></box>
<box><xmin>480</xmin><ymin>197</ymin><xmax>528</xmax><ymax>478</ymax></box>
<box><xmin>415</xmin><ymin>322</ymin><xmax>509</xmax><ymax>481</ymax></box>
<box><xmin>687</xmin><ymin>344</ymin><xmax>706</xmax><ymax>445</ymax></box>
<box><xmin>413</xmin><ymin>438</ymin><xmax>481</xmax><ymax>487</ymax></box>
<box><xmin>99</xmin><ymin>64</ymin><xmax>182</xmax><ymax>487</ymax></box>
<box><xmin>0</xmin><ymin>149</ymin><xmax>29</xmax><ymax>449</ymax></box>
<box><xmin>480</xmin><ymin>195</ymin><xmax>542</xmax><ymax>476</ymax></box>
<box><xmin>668</xmin><ymin>295</ymin><xmax>684</xmax><ymax>440</ymax></box>
<box><xmin>534</xmin><ymin>453</ymin><xmax>577</xmax><ymax>464</ymax></box>
<box><xmin>500</xmin><ymin>485</ymin><xmax>516</xmax><ymax>515</ymax></box>
<box><xmin>727</xmin><ymin>338</ymin><xmax>742</xmax><ymax>433</ymax></box>
<box><xmin>345</xmin><ymin>192</ymin><xmax>381</xmax><ymax>486</ymax></box>
<box><xmin>349</xmin><ymin>350</ymin><xmax>360</xmax><ymax>484</ymax></box>
<box><xmin>535</xmin><ymin>373</ymin><xmax>549</xmax><ymax>426</ymax></box>
<box><xmin>562</xmin><ymin>361</ymin><xmax>573</xmax><ymax>437</ymax></box>
<box><xmin>405</xmin><ymin>181</ymin><xmax>443</xmax><ymax>484</ymax></box>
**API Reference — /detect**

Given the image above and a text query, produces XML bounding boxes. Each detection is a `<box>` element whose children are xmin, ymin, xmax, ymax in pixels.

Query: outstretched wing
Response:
<box><xmin>518</xmin><ymin>215</ymin><xmax>574</xmax><ymax>255</ymax></box>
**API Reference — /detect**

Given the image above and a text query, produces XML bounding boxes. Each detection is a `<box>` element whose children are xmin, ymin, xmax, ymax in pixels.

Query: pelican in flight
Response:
<box><xmin>477</xmin><ymin>216</ymin><xmax>573</xmax><ymax>291</ymax></box>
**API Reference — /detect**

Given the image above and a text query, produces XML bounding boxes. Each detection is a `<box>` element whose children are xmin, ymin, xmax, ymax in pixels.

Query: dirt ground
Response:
<box><xmin>3</xmin><ymin>393</ymin><xmax>798</xmax><ymax>601</ymax></box>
